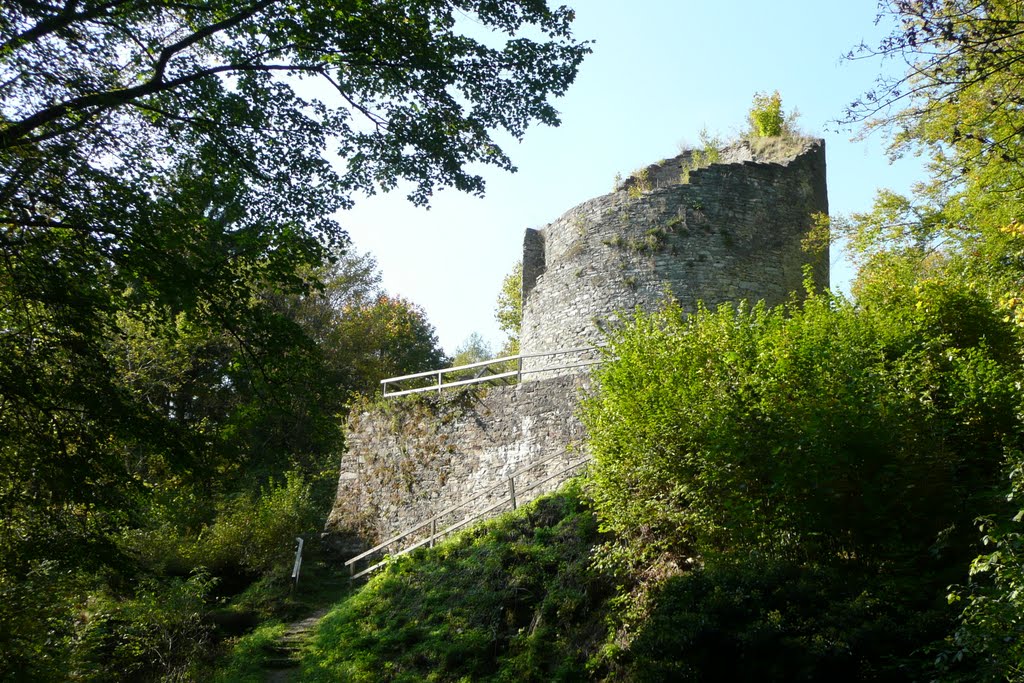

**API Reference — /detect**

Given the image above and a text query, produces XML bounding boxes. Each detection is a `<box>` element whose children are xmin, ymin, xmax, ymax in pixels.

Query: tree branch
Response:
<box><xmin>0</xmin><ymin>0</ymin><xmax>131</xmax><ymax>54</ymax></box>
<box><xmin>0</xmin><ymin>0</ymin><xmax>284</xmax><ymax>150</ymax></box>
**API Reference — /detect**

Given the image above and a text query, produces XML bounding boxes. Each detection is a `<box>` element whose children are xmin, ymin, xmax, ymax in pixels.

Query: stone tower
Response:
<box><xmin>520</xmin><ymin>138</ymin><xmax>828</xmax><ymax>374</ymax></box>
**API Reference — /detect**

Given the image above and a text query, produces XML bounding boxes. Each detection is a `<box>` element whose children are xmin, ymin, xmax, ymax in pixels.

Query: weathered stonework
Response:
<box><xmin>325</xmin><ymin>375</ymin><xmax>589</xmax><ymax>549</ymax></box>
<box><xmin>519</xmin><ymin>138</ymin><xmax>828</xmax><ymax>375</ymax></box>
<box><xmin>325</xmin><ymin>138</ymin><xmax>829</xmax><ymax>552</ymax></box>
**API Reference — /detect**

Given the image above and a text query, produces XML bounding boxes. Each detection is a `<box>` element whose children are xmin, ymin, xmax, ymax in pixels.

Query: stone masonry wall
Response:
<box><xmin>324</xmin><ymin>138</ymin><xmax>830</xmax><ymax>554</ymax></box>
<box><xmin>325</xmin><ymin>375</ymin><xmax>589</xmax><ymax>551</ymax></box>
<box><xmin>519</xmin><ymin>139</ymin><xmax>828</xmax><ymax>375</ymax></box>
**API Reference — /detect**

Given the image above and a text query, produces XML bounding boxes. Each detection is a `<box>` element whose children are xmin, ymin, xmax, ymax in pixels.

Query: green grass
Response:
<box><xmin>300</xmin><ymin>485</ymin><xmax>611</xmax><ymax>682</ymax></box>
<box><xmin>204</xmin><ymin>545</ymin><xmax>356</xmax><ymax>680</ymax></box>
<box><xmin>210</xmin><ymin>622</ymin><xmax>288</xmax><ymax>683</ymax></box>
<box><xmin>288</xmin><ymin>482</ymin><xmax>962</xmax><ymax>681</ymax></box>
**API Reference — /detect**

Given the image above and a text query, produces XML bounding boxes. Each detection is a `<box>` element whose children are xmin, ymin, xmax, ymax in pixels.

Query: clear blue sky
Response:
<box><xmin>341</xmin><ymin>1</ymin><xmax>924</xmax><ymax>355</ymax></box>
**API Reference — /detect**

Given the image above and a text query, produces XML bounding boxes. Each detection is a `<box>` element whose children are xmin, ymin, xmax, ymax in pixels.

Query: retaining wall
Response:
<box><xmin>324</xmin><ymin>375</ymin><xmax>589</xmax><ymax>553</ymax></box>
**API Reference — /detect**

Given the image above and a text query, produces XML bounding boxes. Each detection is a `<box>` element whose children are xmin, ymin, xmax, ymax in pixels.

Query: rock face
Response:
<box><xmin>325</xmin><ymin>138</ymin><xmax>829</xmax><ymax>553</ymax></box>
<box><xmin>520</xmin><ymin>138</ymin><xmax>828</xmax><ymax>376</ymax></box>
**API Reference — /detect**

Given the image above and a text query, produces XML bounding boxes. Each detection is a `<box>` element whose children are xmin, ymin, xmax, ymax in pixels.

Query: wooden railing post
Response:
<box><xmin>508</xmin><ymin>477</ymin><xmax>517</xmax><ymax>510</ymax></box>
<box><xmin>430</xmin><ymin>518</ymin><xmax>437</xmax><ymax>547</ymax></box>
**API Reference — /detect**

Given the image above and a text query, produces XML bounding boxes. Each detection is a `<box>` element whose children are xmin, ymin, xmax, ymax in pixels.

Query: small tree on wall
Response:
<box><xmin>745</xmin><ymin>91</ymin><xmax>807</xmax><ymax>161</ymax></box>
<box><xmin>495</xmin><ymin>263</ymin><xmax>523</xmax><ymax>355</ymax></box>
<box><xmin>747</xmin><ymin>90</ymin><xmax>806</xmax><ymax>139</ymax></box>
<box><xmin>749</xmin><ymin>91</ymin><xmax>785</xmax><ymax>137</ymax></box>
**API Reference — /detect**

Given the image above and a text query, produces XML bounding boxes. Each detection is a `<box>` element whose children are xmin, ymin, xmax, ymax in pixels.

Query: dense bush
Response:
<box><xmin>748</xmin><ymin>91</ymin><xmax>785</xmax><ymax>137</ymax></box>
<box><xmin>72</xmin><ymin>573</ymin><xmax>214</xmax><ymax>682</ymax></box>
<box><xmin>122</xmin><ymin>472</ymin><xmax>321</xmax><ymax>584</ymax></box>
<box><xmin>0</xmin><ymin>561</ymin><xmax>85</xmax><ymax>681</ymax></box>
<box><xmin>583</xmin><ymin>284</ymin><xmax>1021</xmax><ymax>570</ymax></box>
<box><xmin>195</xmin><ymin>472</ymin><xmax>321</xmax><ymax>576</ymax></box>
<box><xmin>943</xmin><ymin>451</ymin><xmax>1024</xmax><ymax>681</ymax></box>
<box><xmin>577</xmin><ymin>276</ymin><xmax>1023</xmax><ymax>677</ymax></box>
<box><xmin>618</xmin><ymin>558</ymin><xmax>949</xmax><ymax>682</ymax></box>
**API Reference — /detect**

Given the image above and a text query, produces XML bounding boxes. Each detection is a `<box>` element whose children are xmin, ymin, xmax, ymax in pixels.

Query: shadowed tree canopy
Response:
<box><xmin>0</xmin><ymin>0</ymin><xmax>589</xmax><ymax>574</ymax></box>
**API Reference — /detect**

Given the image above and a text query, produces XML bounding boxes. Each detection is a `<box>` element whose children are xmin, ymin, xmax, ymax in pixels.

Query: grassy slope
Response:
<box><xmin>294</xmin><ymin>484</ymin><xmax>958</xmax><ymax>682</ymax></box>
<box><xmin>301</xmin><ymin>484</ymin><xmax>612</xmax><ymax>682</ymax></box>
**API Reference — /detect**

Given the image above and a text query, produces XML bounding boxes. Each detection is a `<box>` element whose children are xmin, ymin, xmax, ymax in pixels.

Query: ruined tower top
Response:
<box><xmin>519</xmin><ymin>137</ymin><xmax>828</xmax><ymax>375</ymax></box>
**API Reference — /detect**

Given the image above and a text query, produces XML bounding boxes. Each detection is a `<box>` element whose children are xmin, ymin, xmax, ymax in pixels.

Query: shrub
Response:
<box><xmin>942</xmin><ymin>449</ymin><xmax>1024</xmax><ymax>681</ymax></box>
<box><xmin>618</xmin><ymin>557</ymin><xmax>949</xmax><ymax>681</ymax></box>
<box><xmin>194</xmin><ymin>471</ymin><xmax>320</xmax><ymax>576</ymax></box>
<box><xmin>680</xmin><ymin>128</ymin><xmax>722</xmax><ymax>183</ymax></box>
<box><xmin>748</xmin><ymin>90</ymin><xmax>785</xmax><ymax>137</ymax></box>
<box><xmin>583</xmin><ymin>284</ymin><xmax>1021</xmax><ymax>569</ymax></box>
<box><xmin>72</xmin><ymin>572</ymin><xmax>215</xmax><ymax>682</ymax></box>
<box><xmin>0</xmin><ymin>562</ymin><xmax>84</xmax><ymax>681</ymax></box>
<box><xmin>626</xmin><ymin>168</ymin><xmax>652</xmax><ymax>198</ymax></box>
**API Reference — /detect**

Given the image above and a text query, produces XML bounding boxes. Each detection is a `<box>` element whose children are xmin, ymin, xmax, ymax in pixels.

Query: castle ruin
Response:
<box><xmin>521</xmin><ymin>137</ymin><xmax>827</xmax><ymax>373</ymax></box>
<box><xmin>325</xmin><ymin>137</ymin><xmax>829</xmax><ymax>555</ymax></box>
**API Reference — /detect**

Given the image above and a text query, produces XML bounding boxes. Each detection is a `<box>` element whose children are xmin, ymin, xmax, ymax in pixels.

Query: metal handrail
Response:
<box><xmin>381</xmin><ymin>353</ymin><xmax>522</xmax><ymax>384</ymax></box>
<box><xmin>380</xmin><ymin>345</ymin><xmax>605</xmax><ymax>397</ymax></box>
<box><xmin>344</xmin><ymin>450</ymin><xmax>589</xmax><ymax>579</ymax></box>
<box><xmin>291</xmin><ymin>537</ymin><xmax>304</xmax><ymax>586</ymax></box>
<box><xmin>344</xmin><ymin>449</ymin><xmax>572</xmax><ymax>568</ymax></box>
<box><xmin>384</xmin><ymin>370</ymin><xmax>519</xmax><ymax>398</ymax></box>
<box><xmin>349</xmin><ymin>457</ymin><xmax>589</xmax><ymax>580</ymax></box>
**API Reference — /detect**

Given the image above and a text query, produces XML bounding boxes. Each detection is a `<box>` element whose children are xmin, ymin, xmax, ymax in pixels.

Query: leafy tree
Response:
<box><xmin>329</xmin><ymin>293</ymin><xmax>448</xmax><ymax>395</ymax></box>
<box><xmin>0</xmin><ymin>0</ymin><xmax>587</xmax><ymax>557</ymax></box>
<box><xmin>452</xmin><ymin>332</ymin><xmax>493</xmax><ymax>368</ymax></box>
<box><xmin>495</xmin><ymin>262</ymin><xmax>523</xmax><ymax>355</ymax></box>
<box><xmin>746</xmin><ymin>90</ymin><xmax>801</xmax><ymax>140</ymax></box>
<box><xmin>280</xmin><ymin>250</ymin><xmax>448</xmax><ymax>397</ymax></box>
<box><xmin>845</xmin><ymin>1</ymin><xmax>1024</xmax><ymax>192</ymax></box>
<box><xmin>841</xmin><ymin>0</ymin><xmax>1024</xmax><ymax>310</ymax></box>
<box><xmin>0</xmin><ymin>2</ymin><xmax>588</xmax><ymax>674</ymax></box>
<box><xmin>845</xmin><ymin>5</ymin><xmax>1024</xmax><ymax>674</ymax></box>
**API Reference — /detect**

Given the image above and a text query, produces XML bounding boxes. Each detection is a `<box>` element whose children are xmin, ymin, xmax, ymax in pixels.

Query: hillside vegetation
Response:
<box><xmin>300</xmin><ymin>17</ymin><xmax>1024</xmax><ymax>669</ymax></box>
<box><xmin>205</xmin><ymin>5</ymin><xmax>1024</xmax><ymax>677</ymax></box>
<box><xmin>300</xmin><ymin>263</ymin><xmax>1023</xmax><ymax>680</ymax></box>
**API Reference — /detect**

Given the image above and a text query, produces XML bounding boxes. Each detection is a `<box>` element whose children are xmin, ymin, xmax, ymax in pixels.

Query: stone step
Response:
<box><xmin>275</xmin><ymin>637</ymin><xmax>306</xmax><ymax>647</ymax></box>
<box><xmin>259</xmin><ymin>608</ymin><xmax>330</xmax><ymax>676</ymax></box>
<box><xmin>279</xmin><ymin>632</ymin><xmax>311</xmax><ymax>640</ymax></box>
<box><xmin>263</xmin><ymin>655</ymin><xmax>300</xmax><ymax>670</ymax></box>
